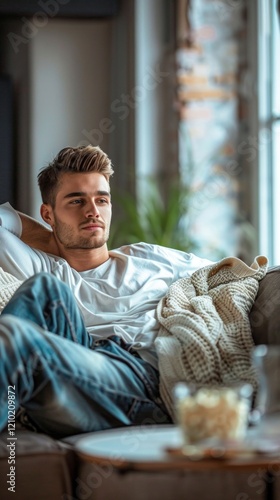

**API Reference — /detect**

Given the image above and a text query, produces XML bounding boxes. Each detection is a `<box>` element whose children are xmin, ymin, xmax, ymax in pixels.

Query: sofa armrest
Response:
<box><xmin>250</xmin><ymin>266</ymin><xmax>280</xmax><ymax>346</ymax></box>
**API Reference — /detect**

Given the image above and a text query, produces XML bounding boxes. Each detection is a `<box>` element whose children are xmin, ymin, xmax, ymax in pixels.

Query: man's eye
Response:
<box><xmin>70</xmin><ymin>199</ymin><xmax>82</xmax><ymax>205</ymax></box>
<box><xmin>98</xmin><ymin>198</ymin><xmax>109</xmax><ymax>204</ymax></box>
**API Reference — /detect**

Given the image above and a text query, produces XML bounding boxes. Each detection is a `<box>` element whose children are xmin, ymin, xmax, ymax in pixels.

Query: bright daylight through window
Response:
<box><xmin>258</xmin><ymin>0</ymin><xmax>280</xmax><ymax>264</ymax></box>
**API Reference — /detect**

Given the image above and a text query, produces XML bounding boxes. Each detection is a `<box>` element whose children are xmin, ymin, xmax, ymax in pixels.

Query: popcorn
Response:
<box><xmin>176</xmin><ymin>386</ymin><xmax>251</xmax><ymax>445</ymax></box>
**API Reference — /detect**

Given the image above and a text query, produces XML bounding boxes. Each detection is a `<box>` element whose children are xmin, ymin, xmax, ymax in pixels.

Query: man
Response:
<box><xmin>0</xmin><ymin>145</ymin><xmax>211</xmax><ymax>438</ymax></box>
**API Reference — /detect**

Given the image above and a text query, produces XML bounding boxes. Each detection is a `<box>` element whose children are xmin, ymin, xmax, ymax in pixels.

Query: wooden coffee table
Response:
<box><xmin>75</xmin><ymin>425</ymin><xmax>280</xmax><ymax>500</ymax></box>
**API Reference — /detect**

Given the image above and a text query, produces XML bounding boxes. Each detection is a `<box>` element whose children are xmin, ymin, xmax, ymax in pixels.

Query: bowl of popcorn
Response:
<box><xmin>174</xmin><ymin>382</ymin><xmax>253</xmax><ymax>447</ymax></box>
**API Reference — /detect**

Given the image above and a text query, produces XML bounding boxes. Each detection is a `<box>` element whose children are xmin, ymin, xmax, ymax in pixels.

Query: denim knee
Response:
<box><xmin>3</xmin><ymin>272</ymin><xmax>73</xmax><ymax>315</ymax></box>
<box><xmin>23</xmin><ymin>272</ymin><xmax>70</xmax><ymax>299</ymax></box>
<box><xmin>2</xmin><ymin>272</ymin><xmax>90</xmax><ymax>346</ymax></box>
<box><xmin>0</xmin><ymin>313</ymin><xmax>22</xmax><ymax>334</ymax></box>
<box><xmin>0</xmin><ymin>314</ymin><xmax>36</xmax><ymax>360</ymax></box>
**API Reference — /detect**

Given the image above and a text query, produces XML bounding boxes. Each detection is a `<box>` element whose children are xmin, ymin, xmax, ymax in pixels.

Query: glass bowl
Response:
<box><xmin>174</xmin><ymin>382</ymin><xmax>253</xmax><ymax>446</ymax></box>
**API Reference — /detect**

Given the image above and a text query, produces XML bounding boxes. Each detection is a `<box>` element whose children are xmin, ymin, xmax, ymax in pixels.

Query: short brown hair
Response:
<box><xmin>38</xmin><ymin>145</ymin><xmax>114</xmax><ymax>206</ymax></box>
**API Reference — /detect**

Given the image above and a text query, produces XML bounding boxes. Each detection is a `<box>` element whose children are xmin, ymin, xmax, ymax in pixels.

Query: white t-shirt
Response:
<box><xmin>0</xmin><ymin>203</ymin><xmax>213</xmax><ymax>368</ymax></box>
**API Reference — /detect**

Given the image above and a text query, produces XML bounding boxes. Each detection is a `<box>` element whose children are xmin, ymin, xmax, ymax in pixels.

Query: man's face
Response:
<box><xmin>43</xmin><ymin>172</ymin><xmax>112</xmax><ymax>250</ymax></box>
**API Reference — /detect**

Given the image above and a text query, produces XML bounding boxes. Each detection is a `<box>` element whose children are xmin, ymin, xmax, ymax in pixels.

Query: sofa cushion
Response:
<box><xmin>0</xmin><ymin>430</ymin><xmax>77</xmax><ymax>500</ymax></box>
<box><xmin>250</xmin><ymin>266</ymin><xmax>280</xmax><ymax>346</ymax></box>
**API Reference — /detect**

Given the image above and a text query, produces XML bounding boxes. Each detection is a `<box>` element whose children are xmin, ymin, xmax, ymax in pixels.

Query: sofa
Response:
<box><xmin>0</xmin><ymin>265</ymin><xmax>280</xmax><ymax>500</ymax></box>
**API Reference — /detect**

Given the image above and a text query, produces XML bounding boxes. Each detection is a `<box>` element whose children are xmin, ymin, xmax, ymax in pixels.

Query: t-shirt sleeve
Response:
<box><xmin>153</xmin><ymin>244</ymin><xmax>214</xmax><ymax>279</ymax></box>
<box><xmin>185</xmin><ymin>252</ymin><xmax>214</xmax><ymax>274</ymax></box>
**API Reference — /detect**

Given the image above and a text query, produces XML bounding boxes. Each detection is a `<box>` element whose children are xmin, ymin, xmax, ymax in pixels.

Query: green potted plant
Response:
<box><xmin>109</xmin><ymin>178</ymin><xmax>196</xmax><ymax>252</ymax></box>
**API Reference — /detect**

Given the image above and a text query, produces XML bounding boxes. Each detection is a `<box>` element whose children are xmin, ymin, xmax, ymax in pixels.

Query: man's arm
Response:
<box><xmin>0</xmin><ymin>203</ymin><xmax>53</xmax><ymax>278</ymax></box>
<box><xmin>18</xmin><ymin>212</ymin><xmax>60</xmax><ymax>256</ymax></box>
<box><xmin>0</xmin><ymin>202</ymin><xmax>59</xmax><ymax>256</ymax></box>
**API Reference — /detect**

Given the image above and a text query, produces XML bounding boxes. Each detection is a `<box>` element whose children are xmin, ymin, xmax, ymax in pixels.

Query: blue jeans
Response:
<box><xmin>0</xmin><ymin>273</ymin><xmax>170</xmax><ymax>437</ymax></box>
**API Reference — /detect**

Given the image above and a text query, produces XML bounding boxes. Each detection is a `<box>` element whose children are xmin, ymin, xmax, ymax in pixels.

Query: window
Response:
<box><xmin>258</xmin><ymin>0</ymin><xmax>280</xmax><ymax>264</ymax></box>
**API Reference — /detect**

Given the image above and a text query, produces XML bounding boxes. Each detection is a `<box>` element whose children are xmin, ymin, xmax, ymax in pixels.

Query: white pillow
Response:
<box><xmin>0</xmin><ymin>267</ymin><xmax>23</xmax><ymax>313</ymax></box>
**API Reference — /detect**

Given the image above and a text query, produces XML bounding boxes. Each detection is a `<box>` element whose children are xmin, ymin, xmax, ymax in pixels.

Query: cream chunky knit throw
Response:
<box><xmin>155</xmin><ymin>255</ymin><xmax>268</xmax><ymax>419</ymax></box>
<box><xmin>0</xmin><ymin>267</ymin><xmax>23</xmax><ymax>313</ymax></box>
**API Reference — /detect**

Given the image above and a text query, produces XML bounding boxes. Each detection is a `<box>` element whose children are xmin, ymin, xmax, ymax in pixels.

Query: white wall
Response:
<box><xmin>30</xmin><ymin>19</ymin><xmax>112</xmax><ymax>217</ymax></box>
<box><xmin>135</xmin><ymin>0</ymin><xmax>176</xmax><ymax>199</ymax></box>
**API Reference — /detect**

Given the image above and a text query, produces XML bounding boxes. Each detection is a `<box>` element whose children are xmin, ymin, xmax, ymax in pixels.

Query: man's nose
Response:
<box><xmin>85</xmin><ymin>201</ymin><xmax>100</xmax><ymax>218</ymax></box>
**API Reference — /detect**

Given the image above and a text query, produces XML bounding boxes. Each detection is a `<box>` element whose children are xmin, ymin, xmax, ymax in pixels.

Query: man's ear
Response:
<box><xmin>40</xmin><ymin>204</ymin><xmax>54</xmax><ymax>227</ymax></box>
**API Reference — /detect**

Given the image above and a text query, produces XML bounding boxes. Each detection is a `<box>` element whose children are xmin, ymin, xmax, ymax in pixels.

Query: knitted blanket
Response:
<box><xmin>0</xmin><ymin>267</ymin><xmax>23</xmax><ymax>313</ymax></box>
<box><xmin>155</xmin><ymin>255</ymin><xmax>268</xmax><ymax>419</ymax></box>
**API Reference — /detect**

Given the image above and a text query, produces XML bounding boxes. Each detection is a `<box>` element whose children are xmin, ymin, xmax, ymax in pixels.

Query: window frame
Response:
<box><xmin>257</xmin><ymin>0</ymin><xmax>280</xmax><ymax>265</ymax></box>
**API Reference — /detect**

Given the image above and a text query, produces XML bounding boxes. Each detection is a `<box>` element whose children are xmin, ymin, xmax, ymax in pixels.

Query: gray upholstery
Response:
<box><xmin>250</xmin><ymin>266</ymin><xmax>280</xmax><ymax>346</ymax></box>
<box><xmin>0</xmin><ymin>431</ymin><xmax>77</xmax><ymax>500</ymax></box>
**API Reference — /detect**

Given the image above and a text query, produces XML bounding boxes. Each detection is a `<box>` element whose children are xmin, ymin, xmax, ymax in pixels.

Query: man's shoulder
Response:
<box><xmin>109</xmin><ymin>242</ymin><xmax>213</xmax><ymax>272</ymax></box>
<box><xmin>110</xmin><ymin>242</ymin><xmax>168</xmax><ymax>258</ymax></box>
<box><xmin>109</xmin><ymin>242</ymin><xmax>194</xmax><ymax>264</ymax></box>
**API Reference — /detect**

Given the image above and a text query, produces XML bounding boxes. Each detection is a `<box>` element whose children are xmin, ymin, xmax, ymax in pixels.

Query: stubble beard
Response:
<box><xmin>53</xmin><ymin>216</ymin><xmax>109</xmax><ymax>250</ymax></box>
